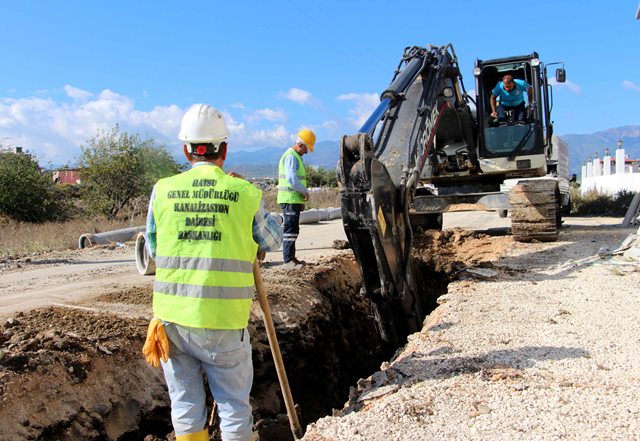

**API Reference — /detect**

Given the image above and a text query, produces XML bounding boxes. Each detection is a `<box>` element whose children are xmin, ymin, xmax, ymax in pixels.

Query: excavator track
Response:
<box><xmin>509</xmin><ymin>179</ymin><xmax>560</xmax><ymax>242</ymax></box>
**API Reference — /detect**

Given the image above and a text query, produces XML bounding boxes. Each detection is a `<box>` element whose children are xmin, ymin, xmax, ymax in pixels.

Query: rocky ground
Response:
<box><xmin>0</xmin><ymin>217</ymin><xmax>637</xmax><ymax>440</ymax></box>
<box><xmin>303</xmin><ymin>219</ymin><xmax>640</xmax><ymax>441</ymax></box>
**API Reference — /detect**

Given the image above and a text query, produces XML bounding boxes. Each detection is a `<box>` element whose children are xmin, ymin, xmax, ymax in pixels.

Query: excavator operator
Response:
<box><xmin>490</xmin><ymin>74</ymin><xmax>533</xmax><ymax>125</ymax></box>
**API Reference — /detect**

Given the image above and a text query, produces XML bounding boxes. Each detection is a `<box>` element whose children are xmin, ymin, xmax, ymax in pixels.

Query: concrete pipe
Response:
<box><xmin>270</xmin><ymin>208</ymin><xmax>342</xmax><ymax>225</ymax></box>
<box><xmin>78</xmin><ymin>226</ymin><xmax>146</xmax><ymax>249</ymax></box>
<box><xmin>135</xmin><ymin>232</ymin><xmax>156</xmax><ymax>276</ymax></box>
<box><xmin>300</xmin><ymin>209</ymin><xmax>322</xmax><ymax>224</ymax></box>
<box><xmin>327</xmin><ymin>207</ymin><xmax>342</xmax><ymax>220</ymax></box>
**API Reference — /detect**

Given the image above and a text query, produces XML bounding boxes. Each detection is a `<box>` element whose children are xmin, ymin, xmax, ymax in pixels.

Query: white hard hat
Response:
<box><xmin>178</xmin><ymin>104</ymin><xmax>229</xmax><ymax>146</ymax></box>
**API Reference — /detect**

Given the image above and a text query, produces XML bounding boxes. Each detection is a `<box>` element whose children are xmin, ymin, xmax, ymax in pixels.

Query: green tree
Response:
<box><xmin>78</xmin><ymin>125</ymin><xmax>183</xmax><ymax>219</ymax></box>
<box><xmin>306</xmin><ymin>166</ymin><xmax>338</xmax><ymax>187</ymax></box>
<box><xmin>0</xmin><ymin>150</ymin><xmax>70</xmax><ymax>222</ymax></box>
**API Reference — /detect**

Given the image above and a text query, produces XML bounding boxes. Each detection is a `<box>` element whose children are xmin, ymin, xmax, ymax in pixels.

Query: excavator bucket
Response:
<box><xmin>338</xmin><ymin>134</ymin><xmax>422</xmax><ymax>346</ymax></box>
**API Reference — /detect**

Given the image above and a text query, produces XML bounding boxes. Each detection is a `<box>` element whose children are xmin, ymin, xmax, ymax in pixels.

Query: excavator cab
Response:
<box><xmin>476</xmin><ymin>57</ymin><xmax>542</xmax><ymax>171</ymax></box>
<box><xmin>473</xmin><ymin>54</ymin><xmax>563</xmax><ymax>179</ymax></box>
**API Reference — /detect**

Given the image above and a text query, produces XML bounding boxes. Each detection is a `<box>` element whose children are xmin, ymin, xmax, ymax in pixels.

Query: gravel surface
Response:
<box><xmin>303</xmin><ymin>219</ymin><xmax>640</xmax><ymax>441</ymax></box>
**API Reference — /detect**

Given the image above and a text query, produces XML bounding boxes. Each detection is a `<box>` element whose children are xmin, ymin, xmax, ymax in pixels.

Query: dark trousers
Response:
<box><xmin>497</xmin><ymin>101</ymin><xmax>526</xmax><ymax>123</ymax></box>
<box><xmin>280</xmin><ymin>203</ymin><xmax>302</xmax><ymax>263</ymax></box>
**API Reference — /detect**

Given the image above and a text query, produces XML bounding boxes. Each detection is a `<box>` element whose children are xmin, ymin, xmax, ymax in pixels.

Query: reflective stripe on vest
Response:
<box><xmin>277</xmin><ymin>148</ymin><xmax>306</xmax><ymax>204</ymax></box>
<box><xmin>152</xmin><ymin>164</ymin><xmax>261</xmax><ymax>329</ymax></box>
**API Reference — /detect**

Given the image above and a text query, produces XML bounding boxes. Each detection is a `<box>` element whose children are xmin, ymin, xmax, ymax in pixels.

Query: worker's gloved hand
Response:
<box><xmin>257</xmin><ymin>250</ymin><xmax>266</xmax><ymax>262</ymax></box>
<box><xmin>142</xmin><ymin>318</ymin><xmax>169</xmax><ymax>368</ymax></box>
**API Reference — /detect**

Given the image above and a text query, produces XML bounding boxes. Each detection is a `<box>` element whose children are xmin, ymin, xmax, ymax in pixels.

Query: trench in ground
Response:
<box><xmin>0</xmin><ymin>229</ymin><xmax>499</xmax><ymax>440</ymax></box>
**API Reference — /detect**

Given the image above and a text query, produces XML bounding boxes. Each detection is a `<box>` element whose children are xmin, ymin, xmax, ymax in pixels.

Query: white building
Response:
<box><xmin>580</xmin><ymin>141</ymin><xmax>640</xmax><ymax>196</ymax></box>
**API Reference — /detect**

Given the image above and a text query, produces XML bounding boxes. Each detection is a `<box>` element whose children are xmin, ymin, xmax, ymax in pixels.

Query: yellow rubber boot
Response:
<box><xmin>176</xmin><ymin>429</ymin><xmax>209</xmax><ymax>441</ymax></box>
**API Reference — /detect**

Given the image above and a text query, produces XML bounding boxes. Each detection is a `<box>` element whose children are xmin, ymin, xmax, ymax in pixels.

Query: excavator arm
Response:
<box><xmin>338</xmin><ymin>45</ymin><xmax>472</xmax><ymax>346</ymax></box>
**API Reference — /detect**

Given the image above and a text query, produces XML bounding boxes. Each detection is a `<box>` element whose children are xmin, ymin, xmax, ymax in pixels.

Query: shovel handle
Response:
<box><xmin>253</xmin><ymin>260</ymin><xmax>303</xmax><ymax>439</ymax></box>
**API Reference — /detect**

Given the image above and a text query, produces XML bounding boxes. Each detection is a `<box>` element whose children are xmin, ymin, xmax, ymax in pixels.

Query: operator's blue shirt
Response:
<box><xmin>492</xmin><ymin>79</ymin><xmax>529</xmax><ymax>107</ymax></box>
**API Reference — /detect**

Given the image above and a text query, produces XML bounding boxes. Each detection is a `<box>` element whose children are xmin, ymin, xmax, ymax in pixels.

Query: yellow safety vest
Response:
<box><xmin>277</xmin><ymin>148</ymin><xmax>307</xmax><ymax>204</ymax></box>
<box><xmin>152</xmin><ymin>164</ymin><xmax>261</xmax><ymax>329</ymax></box>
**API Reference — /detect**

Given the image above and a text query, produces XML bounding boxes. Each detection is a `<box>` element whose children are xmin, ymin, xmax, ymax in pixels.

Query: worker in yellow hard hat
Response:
<box><xmin>276</xmin><ymin>128</ymin><xmax>316</xmax><ymax>269</ymax></box>
<box><xmin>143</xmin><ymin>104</ymin><xmax>282</xmax><ymax>441</ymax></box>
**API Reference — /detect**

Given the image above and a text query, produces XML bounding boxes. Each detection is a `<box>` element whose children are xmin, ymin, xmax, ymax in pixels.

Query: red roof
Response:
<box><xmin>52</xmin><ymin>170</ymin><xmax>81</xmax><ymax>184</ymax></box>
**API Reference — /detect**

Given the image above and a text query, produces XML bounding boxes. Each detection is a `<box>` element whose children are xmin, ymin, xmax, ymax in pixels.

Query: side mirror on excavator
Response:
<box><xmin>555</xmin><ymin>68</ymin><xmax>566</xmax><ymax>83</ymax></box>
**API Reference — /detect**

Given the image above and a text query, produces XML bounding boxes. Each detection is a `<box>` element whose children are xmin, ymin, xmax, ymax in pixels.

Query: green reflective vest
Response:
<box><xmin>152</xmin><ymin>164</ymin><xmax>261</xmax><ymax>329</ymax></box>
<box><xmin>277</xmin><ymin>148</ymin><xmax>307</xmax><ymax>204</ymax></box>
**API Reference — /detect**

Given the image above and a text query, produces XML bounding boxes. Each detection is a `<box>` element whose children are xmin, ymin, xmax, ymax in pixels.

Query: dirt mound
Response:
<box><xmin>412</xmin><ymin>228</ymin><xmax>513</xmax><ymax>273</ymax></box>
<box><xmin>0</xmin><ymin>307</ymin><xmax>168</xmax><ymax>440</ymax></box>
<box><xmin>96</xmin><ymin>286</ymin><xmax>152</xmax><ymax>305</ymax></box>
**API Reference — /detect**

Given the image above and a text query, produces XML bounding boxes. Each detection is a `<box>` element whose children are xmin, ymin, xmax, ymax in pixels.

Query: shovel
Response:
<box><xmin>253</xmin><ymin>260</ymin><xmax>303</xmax><ymax>439</ymax></box>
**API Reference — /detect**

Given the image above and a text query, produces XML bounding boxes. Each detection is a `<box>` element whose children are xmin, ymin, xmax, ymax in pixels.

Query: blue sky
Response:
<box><xmin>0</xmin><ymin>0</ymin><xmax>638</xmax><ymax>164</ymax></box>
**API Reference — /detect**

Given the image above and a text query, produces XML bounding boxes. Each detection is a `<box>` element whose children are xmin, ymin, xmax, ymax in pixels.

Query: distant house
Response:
<box><xmin>12</xmin><ymin>146</ymin><xmax>33</xmax><ymax>160</ymax></box>
<box><xmin>581</xmin><ymin>145</ymin><xmax>640</xmax><ymax>196</ymax></box>
<box><xmin>52</xmin><ymin>169</ymin><xmax>81</xmax><ymax>185</ymax></box>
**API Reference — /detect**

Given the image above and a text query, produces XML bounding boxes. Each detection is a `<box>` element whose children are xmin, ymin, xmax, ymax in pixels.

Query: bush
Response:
<box><xmin>78</xmin><ymin>125</ymin><xmax>184</xmax><ymax>219</ymax></box>
<box><xmin>0</xmin><ymin>151</ymin><xmax>71</xmax><ymax>222</ymax></box>
<box><xmin>306</xmin><ymin>166</ymin><xmax>338</xmax><ymax>187</ymax></box>
<box><xmin>570</xmin><ymin>188</ymin><xmax>636</xmax><ymax>216</ymax></box>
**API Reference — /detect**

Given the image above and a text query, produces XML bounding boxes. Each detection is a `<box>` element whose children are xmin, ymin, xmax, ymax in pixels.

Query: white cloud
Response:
<box><xmin>221</xmin><ymin>111</ymin><xmax>245</xmax><ymax>133</ymax></box>
<box><xmin>246</xmin><ymin>124</ymin><xmax>290</xmax><ymax>146</ymax></box>
<box><xmin>221</xmin><ymin>111</ymin><xmax>289</xmax><ymax>148</ymax></box>
<box><xmin>321</xmin><ymin>120</ymin><xmax>339</xmax><ymax>130</ymax></box>
<box><xmin>246</xmin><ymin>108</ymin><xmax>287</xmax><ymax>123</ymax></box>
<box><xmin>622</xmin><ymin>80</ymin><xmax>640</xmax><ymax>92</ymax></box>
<box><xmin>336</xmin><ymin>92</ymin><xmax>379</xmax><ymax>128</ymax></box>
<box><xmin>64</xmin><ymin>85</ymin><xmax>93</xmax><ymax>100</ymax></box>
<box><xmin>0</xmin><ymin>88</ymin><xmax>184</xmax><ymax>163</ymax></box>
<box><xmin>281</xmin><ymin>87</ymin><xmax>313</xmax><ymax>105</ymax></box>
<box><xmin>0</xmin><ymin>87</ymin><xmax>313</xmax><ymax>162</ymax></box>
<box><xmin>549</xmin><ymin>78</ymin><xmax>582</xmax><ymax>94</ymax></box>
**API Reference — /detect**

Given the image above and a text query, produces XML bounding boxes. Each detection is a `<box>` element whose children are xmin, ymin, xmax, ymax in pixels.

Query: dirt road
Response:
<box><xmin>0</xmin><ymin>218</ymin><xmax>349</xmax><ymax>320</ymax></box>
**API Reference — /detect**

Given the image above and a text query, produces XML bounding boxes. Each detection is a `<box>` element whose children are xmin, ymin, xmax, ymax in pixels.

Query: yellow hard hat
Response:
<box><xmin>296</xmin><ymin>128</ymin><xmax>316</xmax><ymax>152</ymax></box>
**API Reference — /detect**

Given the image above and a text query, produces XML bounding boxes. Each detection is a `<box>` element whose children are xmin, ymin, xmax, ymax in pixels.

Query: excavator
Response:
<box><xmin>338</xmin><ymin>44</ymin><xmax>568</xmax><ymax>346</ymax></box>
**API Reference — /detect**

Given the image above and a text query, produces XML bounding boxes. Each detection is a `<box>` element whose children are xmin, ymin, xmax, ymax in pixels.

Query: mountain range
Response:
<box><xmin>560</xmin><ymin>125</ymin><xmax>640</xmax><ymax>176</ymax></box>
<box><xmin>224</xmin><ymin>140</ymin><xmax>340</xmax><ymax>179</ymax></box>
<box><xmin>226</xmin><ymin>126</ymin><xmax>640</xmax><ymax>179</ymax></box>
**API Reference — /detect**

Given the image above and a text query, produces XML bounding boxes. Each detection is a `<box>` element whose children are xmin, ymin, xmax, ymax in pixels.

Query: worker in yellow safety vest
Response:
<box><xmin>277</xmin><ymin>128</ymin><xmax>316</xmax><ymax>269</ymax></box>
<box><xmin>142</xmin><ymin>104</ymin><xmax>282</xmax><ymax>441</ymax></box>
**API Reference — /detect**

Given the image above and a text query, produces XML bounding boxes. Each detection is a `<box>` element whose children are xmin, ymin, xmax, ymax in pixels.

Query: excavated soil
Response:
<box><xmin>0</xmin><ymin>229</ymin><xmax>511</xmax><ymax>441</ymax></box>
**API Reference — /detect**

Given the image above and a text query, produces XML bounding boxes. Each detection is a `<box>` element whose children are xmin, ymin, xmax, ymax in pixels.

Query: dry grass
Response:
<box><xmin>261</xmin><ymin>187</ymin><xmax>340</xmax><ymax>212</ymax></box>
<box><xmin>0</xmin><ymin>215</ymin><xmax>146</xmax><ymax>258</ymax></box>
